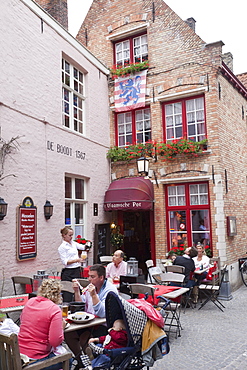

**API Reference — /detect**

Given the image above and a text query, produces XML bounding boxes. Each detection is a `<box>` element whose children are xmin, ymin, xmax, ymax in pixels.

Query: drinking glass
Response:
<box><xmin>62</xmin><ymin>304</ymin><xmax>69</xmax><ymax>318</ymax></box>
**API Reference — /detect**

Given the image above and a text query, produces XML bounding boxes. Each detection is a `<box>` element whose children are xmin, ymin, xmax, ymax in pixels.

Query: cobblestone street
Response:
<box><xmin>152</xmin><ymin>284</ymin><xmax>247</xmax><ymax>369</ymax></box>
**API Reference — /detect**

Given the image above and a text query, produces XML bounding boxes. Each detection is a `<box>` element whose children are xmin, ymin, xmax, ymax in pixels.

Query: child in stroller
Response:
<box><xmin>89</xmin><ymin>319</ymin><xmax>127</xmax><ymax>349</ymax></box>
<box><xmin>87</xmin><ymin>319</ymin><xmax>127</xmax><ymax>368</ymax></box>
<box><xmin>79</xmin><ymin>291</ymin><xmax>168</xmax><ymax>370</ymax></box>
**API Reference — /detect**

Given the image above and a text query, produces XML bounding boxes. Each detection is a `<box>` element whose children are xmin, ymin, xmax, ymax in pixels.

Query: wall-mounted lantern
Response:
<box><xmin>137</xmin><ymin>156</ymin><xmax>149</xmax><ymax>176</ymax></box>
<box><xmin>0</xmin><ymin>197</ymin><xmax>8</xmax><ymax>220</ymax></box>
<box><xmin>44</xmin><ymin>200</ymin><xmax>53</xmax><ymax>220</ymax></box>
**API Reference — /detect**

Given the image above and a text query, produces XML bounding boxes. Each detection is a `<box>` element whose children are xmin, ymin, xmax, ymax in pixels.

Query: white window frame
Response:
<box><xmin>62</xmin><ymin>59</ymin><xmax>85</xmax><ymax>134</ymax></box>
<box><xmin>117</xmin><ymin>107</ymin><xmax>151</xmax><ymax>147</ymax></box>
<box><xmin>164</xmin><ymin>95</ymin><xmax>206</xmax><ymax>142</ymax></box>
<box><xmin>133</xmin><ymin>34</ymin><xmax>148</xmax><ymax>63</ymax></box>
<box><xmin>65</xmin><ymin>175</ymin><xmax>87</xmax><ymax>238</ymax></box>
<box><xmin>114</xmin><ymin>33</ymin><xmax>148</xmax><ymax>68</ymax></box>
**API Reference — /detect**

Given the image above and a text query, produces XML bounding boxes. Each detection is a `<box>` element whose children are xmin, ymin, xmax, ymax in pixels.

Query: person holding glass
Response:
<box><xmin>18</xmin><ymin>279</ymin><xmax>72</xmax><ymax>370</ymax></box>
<box><xmin>58</xmin><ymin>226</ymin><xmax>85</xmax><ymax>300</ymax></box>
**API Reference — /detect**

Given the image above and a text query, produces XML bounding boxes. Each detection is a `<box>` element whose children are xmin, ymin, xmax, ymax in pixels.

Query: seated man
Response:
<box><xmin>105</xmin><ymin>250</ymin><xmax>127</xmax><ymax>281</ymax></box>
<box><xmin>173</xmin><ymin>247</ymin><xmax>198</xmax><ymax>288</ymax></box>
<box><xmin>64</xmin><ymin>264</ymin><xmax>118</xmax><ymax>368</ymax></box>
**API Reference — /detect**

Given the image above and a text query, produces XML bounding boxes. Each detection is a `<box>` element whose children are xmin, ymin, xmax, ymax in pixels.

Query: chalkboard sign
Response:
<box><xmin>94</xmin><ymin>223</ymin><xmax>111</xmax><ymax>263</ymax></box>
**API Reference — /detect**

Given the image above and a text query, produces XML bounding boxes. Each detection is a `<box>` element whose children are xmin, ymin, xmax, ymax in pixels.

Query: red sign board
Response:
<box><xmin>18</xmin><ymin>197</ymin><xmax>37</xmax><ymax>260</ymax></box>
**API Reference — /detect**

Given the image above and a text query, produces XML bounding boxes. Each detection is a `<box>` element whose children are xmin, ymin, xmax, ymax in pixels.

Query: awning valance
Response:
<box><xmin>104</xmin><ymin>177</ymin><xmax>154</xmax><ymax>211</ymax></box>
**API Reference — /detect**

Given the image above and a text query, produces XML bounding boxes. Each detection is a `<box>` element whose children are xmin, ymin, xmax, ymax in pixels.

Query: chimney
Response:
<box><xmin>34</xmin><ymin>0</ymin><xmax>68</xmax><ymax>30</ymax></box>
<box><xmin>222</xmin><ymin>52</ymin><xmax>233</xmax><ymax>72</ymax></box>
<box><xmin>185</xmin><ymin>17</ymin><xmax>196</xmax><ymax>32</ymax></box>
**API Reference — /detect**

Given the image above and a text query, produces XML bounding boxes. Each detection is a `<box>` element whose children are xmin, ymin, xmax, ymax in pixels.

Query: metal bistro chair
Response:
<box><xmin>198</xmin><ymin>264</ymin><xmax>227</xmax><ymax>312</ymax></box>
<box><xmin>61</xmin><ymin>281</ymin><xmax>74</xmax><ymax>303</ymax></box>
<box><xmin>61</xmin><ymin>278</ymin><xmax>89</xmax><ymax>302</ymax></box>
<box><xmin>145</xmin><ymin>260</ymin><xmax>162</xmax><ymax>284</ymax></box>
<box><xmin>152</xmin><ymin>272</ymin><xmax>185</xmax><ymax>286</ymax></box>
<box><xmin>164</xmin><ymin>265</ymin><xmax>185</xmax><ymax>274</ymax></box>
<box><xmin>129</xmin><ymin>283</ymin><xmax>156</xmax><ymax>304</ymax></box>
<box><xmin>99</xmin><ymin>256</ymin><xmax>113</xmax><ymax>265</ymax></box>
<box><xmin>77</xmin><ymin>278</ymin><xmax>89</xmax><ymax>288</ymax></box>
<box><xmin>154</xmin><ymin>272</ymin><xmax>185</xmax><ymax>339</ymax></box>
<box><xmin>11</xmin><ymin>276</ymin><xmax>34</xmax><ymax>295</ymax></box>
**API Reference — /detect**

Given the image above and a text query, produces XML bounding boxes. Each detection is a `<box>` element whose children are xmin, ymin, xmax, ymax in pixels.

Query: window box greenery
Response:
<box><xmin>107</xmin><ymin>138</ymin><xmax>208</xmax><ymax>162</ymax></box>
<box><xmin>110</xmin><ymin>60</ymin><xmax>149</xmax><ymax>79</ymax></box>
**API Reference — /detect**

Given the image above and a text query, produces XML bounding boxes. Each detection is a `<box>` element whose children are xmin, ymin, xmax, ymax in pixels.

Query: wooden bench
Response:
<box><xmin>0</xmin><ymin>332</ymin><xmax>72</xmax><ymax>370</ymax></box>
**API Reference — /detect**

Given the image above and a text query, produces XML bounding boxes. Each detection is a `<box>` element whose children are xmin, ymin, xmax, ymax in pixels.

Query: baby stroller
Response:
<box><xmin>88</xmin><ymin>291</ymin><xmax>168</xmax><ymax>370</ymax></box>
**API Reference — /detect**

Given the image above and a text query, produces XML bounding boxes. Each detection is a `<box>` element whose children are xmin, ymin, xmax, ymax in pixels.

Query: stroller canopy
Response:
<box><xmin>105</xmin><ymin>292</ymin><xmax>147</xmax><ymax>346</ymax></box>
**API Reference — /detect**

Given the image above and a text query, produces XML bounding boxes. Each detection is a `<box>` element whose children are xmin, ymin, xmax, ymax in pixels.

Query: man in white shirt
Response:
<box><xmin>105</xmin><ymin>250</ymin><xmax>127</xmax><ymax>281</ymax></box>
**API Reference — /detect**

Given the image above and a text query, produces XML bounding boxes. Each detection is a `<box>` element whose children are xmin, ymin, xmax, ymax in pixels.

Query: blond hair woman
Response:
<box><xmin>18</xmin><ymin>279</ymin><xmax>71</xmax><ymax>369</ymax></box>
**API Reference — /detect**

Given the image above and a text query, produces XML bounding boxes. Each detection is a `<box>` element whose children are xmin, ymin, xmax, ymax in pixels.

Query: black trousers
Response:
<box><xmin>61</xmin><ymin>266</ymin><xmax>81</xmax><ymax>281</ymax></box>
<box><xmin>61</xmin><ymin>267</ymin><xmax>81</xmax><ymax>302</ymax></box>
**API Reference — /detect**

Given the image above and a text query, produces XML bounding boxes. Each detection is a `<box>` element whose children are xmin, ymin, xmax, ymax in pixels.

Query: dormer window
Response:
<box><xmin>115</xmin><ymin>34</ymin><xmax>148</xmax><ymax>68</ymax></box>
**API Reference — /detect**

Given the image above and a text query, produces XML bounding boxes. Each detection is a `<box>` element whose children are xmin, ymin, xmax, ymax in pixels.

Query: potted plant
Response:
<box><xmin>74</xmin><ymin>235</ymin><xmax>92</xmax><ymax>252</ymax></box>
<box><xmin>110</xmin><ymin>227</ymin><xmax>124</xmax><ymax>249</ymax></box>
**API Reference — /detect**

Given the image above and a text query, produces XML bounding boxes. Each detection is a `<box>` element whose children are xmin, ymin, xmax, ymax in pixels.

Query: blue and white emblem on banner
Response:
<box><xmin>114</xmin><ymin>69</ymin><xmax>147</xmax><ymax>112</ymax></box>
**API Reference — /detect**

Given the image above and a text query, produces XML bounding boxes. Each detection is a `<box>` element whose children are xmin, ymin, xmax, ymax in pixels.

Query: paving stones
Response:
<box><xmin>151</xmin><ymin>285</ymin><xmax>247</xmax><ymax>369</ymax></box>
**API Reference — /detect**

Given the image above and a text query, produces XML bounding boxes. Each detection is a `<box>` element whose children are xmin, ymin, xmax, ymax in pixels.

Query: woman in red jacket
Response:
<box><xmin>18</xmin><ymin>279</ymin><xmax>71</xmax><ymax>369</ymax></box>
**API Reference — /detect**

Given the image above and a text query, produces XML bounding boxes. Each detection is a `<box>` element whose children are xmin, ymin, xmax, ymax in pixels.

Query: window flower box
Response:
<box><xmin>110</xmin><ymin>60</ymin><xmax>149</xmax><ymax>79</ymax></box>
<box><xmin>107</xmin><ymin>139</ymin><xmax>208</xmax><ymax>162</ymax></box>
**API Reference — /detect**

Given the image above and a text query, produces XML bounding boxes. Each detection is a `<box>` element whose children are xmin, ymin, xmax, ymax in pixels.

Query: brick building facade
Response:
<box><xmin>34</xmin><ymin>0</ymin><xmax>68</xmax><ymax>29</ymax></box>
<box><xmin>76</xmin><ymin>0</ymin><xmax>247</xmax><ymax>289</ymax></box>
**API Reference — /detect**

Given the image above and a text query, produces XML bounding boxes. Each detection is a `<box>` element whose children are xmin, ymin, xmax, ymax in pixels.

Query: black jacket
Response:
<box><xmin>174</xmin><ymin>256</ymin><xmax>195</xmax><ymax>283</ymax></box>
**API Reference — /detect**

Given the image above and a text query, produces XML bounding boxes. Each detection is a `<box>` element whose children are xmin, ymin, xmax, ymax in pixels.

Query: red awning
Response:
<box><xmin>104</xmin><ymin>177</ymin><xmax>154</xmax><ymax>211</ymax></box>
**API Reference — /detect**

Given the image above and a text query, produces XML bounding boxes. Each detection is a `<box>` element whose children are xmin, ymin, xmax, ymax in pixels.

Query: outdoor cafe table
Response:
<box><xmin>64</xmin><ymin>317</ymin><xmax>106</xmax><ymax>333</ymax></box>
<box><xmin>0</xmin><ymin>294</ymin><xmax>29</xmax><ymax>314</ymax></box>
<box><xmin>194</xmin><ymin>267</ymin><xmax>209</xmax><ymax>275</ymax></box>
<box><xmin>139</xmin><ymin>285</ymin><xmax>186</xmax><ymax>305</ymax></box>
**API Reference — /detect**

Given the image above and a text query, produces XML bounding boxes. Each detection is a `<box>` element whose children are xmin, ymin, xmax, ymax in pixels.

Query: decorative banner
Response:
<box><xmin>114</xmin><ymin>69</ymin><xmax>147</xmax><ymax>112</ymax></box>
<box><xmin>17</xmin><ymin>197</ymin><xmax>37</xmax><ymax>260</ymax></box>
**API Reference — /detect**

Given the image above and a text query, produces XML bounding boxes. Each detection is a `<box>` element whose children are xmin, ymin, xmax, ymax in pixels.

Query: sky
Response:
<box><xmin>67</xmin><ymin>0</ymin><xmax>246</xmax><ymax>75</ymax></box>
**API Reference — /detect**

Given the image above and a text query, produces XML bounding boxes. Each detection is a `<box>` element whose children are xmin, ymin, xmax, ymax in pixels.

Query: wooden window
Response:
<box><xmin>116</xmin><ymin>107</ymin><xmax>151</xmax><ymax>147</ymax></box>
<box><xmin>62</xmin><ymin>59</ymin><xmax>85</xmax><ymax>134</ymax></box>
<box><xmin>163</xmin><ymin>95</ymin><xmax>206</xmax><ymax>142</ymax></box>
<box><xmin>114</xmin><ymin>34</ymin><xmax>148</xmax><ymax>68</ymax></box>
<box><xmin>165</xmin><ymin>182</ymin><xmax>211</xmax><ymax>252</ymax></box>
<box><xmin>65</xmin><ymin>176</ymin><xmax>87</xmax><ymax>237</ymax></box>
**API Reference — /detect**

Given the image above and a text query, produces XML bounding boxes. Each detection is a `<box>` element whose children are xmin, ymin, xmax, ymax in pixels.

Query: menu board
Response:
<box><xmin>94</xmin><ymin>223</ymin><xmax>110</xmax><ymax>263</ymax></box>
<box><xmin>17</xmin><ymin>197</ymin><xmax>37</xmax><ymax>260</ymax></box>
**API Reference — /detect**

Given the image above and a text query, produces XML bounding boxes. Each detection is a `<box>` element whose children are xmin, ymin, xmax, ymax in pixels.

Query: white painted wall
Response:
<box><xmin>0</xmin><ymin>0</ymin><xmax>111</xmax><ymax>294</ymax></box>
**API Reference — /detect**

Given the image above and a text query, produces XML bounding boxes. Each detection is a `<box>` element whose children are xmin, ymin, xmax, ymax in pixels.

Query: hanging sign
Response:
<box><xmin>17</xmin><ymin>197</ymin><xmax>37</xmax><ymax>260</ymax></box>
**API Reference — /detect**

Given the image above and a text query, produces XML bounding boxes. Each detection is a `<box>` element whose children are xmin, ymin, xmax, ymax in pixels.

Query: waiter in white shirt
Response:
<box><xmin>58</xmin><ymin>226</ymin><xmax>84</xmax><ymax>291</ymax></box>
